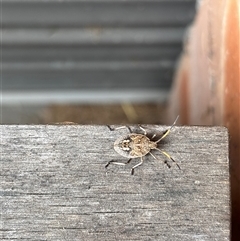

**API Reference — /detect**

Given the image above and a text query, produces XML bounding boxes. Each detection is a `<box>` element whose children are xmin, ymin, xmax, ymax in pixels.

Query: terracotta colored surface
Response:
<box><xmin>168</xmin><ymin>53</ymin><xmax>190</xmax><ymax>125</ymax></box>
<box><xmin>168</xmin><ymin>0</ymin><xmax>239</xmax><ymax>239</ymax></box>
<box><xmin>223</xmin><ymin>0</ymin><xmax>240</xmax><ymax>239</ymax></box>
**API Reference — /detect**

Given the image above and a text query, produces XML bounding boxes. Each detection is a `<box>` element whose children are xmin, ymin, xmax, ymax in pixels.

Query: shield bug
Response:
<box><xmin>106</xmin><ymin>116</ymin><xmax>180</xmax><ymax>175</ymax></box>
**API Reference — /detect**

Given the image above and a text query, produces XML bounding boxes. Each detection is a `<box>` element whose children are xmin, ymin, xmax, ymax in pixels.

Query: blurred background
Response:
<box><xmin>1</xmin><ymin>0</ymin><xmax>240</xmax><ymax>240</ymax></box>
<box><xmin>1</xmin><ymin>0</ymin><xmax>195</xmax><ymax>124</ymax></box>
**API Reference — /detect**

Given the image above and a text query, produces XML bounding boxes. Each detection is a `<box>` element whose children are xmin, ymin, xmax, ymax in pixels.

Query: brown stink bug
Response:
<box><xmin>106</xmin><ymin>116</ymin><xmax>180</xmax><ymax>175</ymax></box>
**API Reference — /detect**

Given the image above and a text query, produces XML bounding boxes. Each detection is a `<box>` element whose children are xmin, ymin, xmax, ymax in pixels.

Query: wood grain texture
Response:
<box><xmin>0</xmin><ymin>125</ymin><xmax>229</xmax><ymax>240</ymax></box>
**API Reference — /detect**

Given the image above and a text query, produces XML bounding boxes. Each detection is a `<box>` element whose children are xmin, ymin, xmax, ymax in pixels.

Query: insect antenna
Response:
<box><xmin>155</xmin><ymin>115</ymin><xmax>179</xmax><ymax>144</ymax></box>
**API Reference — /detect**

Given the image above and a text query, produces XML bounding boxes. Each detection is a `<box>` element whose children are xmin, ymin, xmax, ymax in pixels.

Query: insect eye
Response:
<box><xmin>120</xmin><ymin>139</ymin><xmax>131</xmax><ymax>151</ymax></box>
<box><xmin>122</xmin><ymin>139</ymin><xmax>130</xmax><ymax>144</ymax></box>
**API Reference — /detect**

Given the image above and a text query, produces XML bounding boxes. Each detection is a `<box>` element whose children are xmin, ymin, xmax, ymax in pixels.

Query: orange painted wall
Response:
<box><xmin>168</xmin><ymin>0</ymin><xmax>240</xmax><ymax>239</ymax></box>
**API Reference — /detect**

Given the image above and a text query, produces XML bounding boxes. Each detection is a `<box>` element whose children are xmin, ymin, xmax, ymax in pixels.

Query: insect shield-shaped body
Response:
<box><xmin>106</xmin><ymin>116</ymin><xmax>180</xmax><ymax>175</ymax></box>
<box><xmin>114</xmin><ymin>134</ymin><xmax>157</xmax><ymax>159</ymax></box>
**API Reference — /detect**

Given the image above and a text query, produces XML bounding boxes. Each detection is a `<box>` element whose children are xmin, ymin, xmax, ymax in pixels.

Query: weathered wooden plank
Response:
<box><xmin>0</xmin><ymin>125</ymin><xmax>229</xmax><ymax>240</ymax></box>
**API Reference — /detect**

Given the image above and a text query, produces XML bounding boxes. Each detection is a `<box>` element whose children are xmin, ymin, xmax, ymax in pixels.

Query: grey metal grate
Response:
<box><xmin>1</xmin><ymin>0</ymin><xmax>196</xmax><ymax>104</ymax></box>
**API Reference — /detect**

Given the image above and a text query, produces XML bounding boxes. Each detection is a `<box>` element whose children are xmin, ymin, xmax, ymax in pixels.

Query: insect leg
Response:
<box><xmin>155</xmin><ymin>115</ymin><xmax>179</xmax><ymax>143</ymax></box>
<box><xmin>138</xmin><ymin>125</ymin><xmax>147</xmax><ymax>135</ymax></box>
<box><xmin>131</xmin><ymin>157</ymin><xmax>144</xmax><ymax>175</ymax></box>
<box><xmin>151</xmin><ymin>133</ymin><xmax>157</xmax><ymax>139</ymax></box>
<box><xmin>105</xmin><ymin>158</ymin><xmax>132</xmax><ymax>169</ymax></box>
<box><xmin>107</xmin><ymin>125</ymin><xmax>132</xmax><ymax>133</ymax></box>
<box><xmin>139</xmin><ymin>125</ymin><xmax>157</xmax><ymax>139</ymax></box>
<box><xmin>155</xmin><ymin>148</ymin><xmax>181</xmax><ymax>169</ymax></box>
<box><xmin>149</xmin><ymin>152</ymin><xmax>171</xmax><ymax>168</ymax></box>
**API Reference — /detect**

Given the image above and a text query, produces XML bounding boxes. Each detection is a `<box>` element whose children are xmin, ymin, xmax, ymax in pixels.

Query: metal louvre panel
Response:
<box><xmin>2</xmin><ymin>1</ymin><xmax>195</xmax><ymax>28</ymax></box>
<box><xmin>1</xmin><ymin>0</ymin><xmax>196</xmax><ymax>103</ymax></box>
